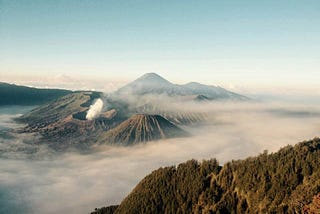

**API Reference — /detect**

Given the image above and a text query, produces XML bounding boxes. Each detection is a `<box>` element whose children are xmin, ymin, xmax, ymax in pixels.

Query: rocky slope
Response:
<box><xmin>134</xmin><ymin>103</ymin><xmax>208</xmax><ymax>125</ymax></box>
<box><xmin>15</xmin><ymin>92</ymin><xmax>189</xmax><ymax>148</ymax></box>
<box><xmin>18</xmin><ymin>91</ymin><xmax>100</xmax><ymax>128</ymax></box>
<box><xmin>16</xmin><ymin>91</ymin><xmax>124</xmax><ymax>148</ymax></box>
<box><xmin>99</xmin><ymin>114</ymin><xmax>189</xmax><ymax>145</ymax></box>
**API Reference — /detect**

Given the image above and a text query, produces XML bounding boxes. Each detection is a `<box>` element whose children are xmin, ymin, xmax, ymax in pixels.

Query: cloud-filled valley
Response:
<box><xmin>0</xmin><ymin>101</ymin><xmax>320</xmax><ymax>213</ymax></box>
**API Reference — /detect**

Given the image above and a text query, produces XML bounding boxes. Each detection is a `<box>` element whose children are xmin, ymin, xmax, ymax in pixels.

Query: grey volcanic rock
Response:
<box><xmin>100</xmin><ymin>114</ymin><xmax>188</xmax><ymax>145</ymax></box>
<box><xmin>18</xmin><ymin>91</ymin><xmax>101</xmax><ymax>129</ymax></box>
<box><xmin>135</xmin><ymin>103</ymin><xmax>208</xmax><ymax>125</ymax></box>
<box><xmin>16</xmin><ymin>91</ymin><xmax>124</xmax><ymax>149</ymax></box>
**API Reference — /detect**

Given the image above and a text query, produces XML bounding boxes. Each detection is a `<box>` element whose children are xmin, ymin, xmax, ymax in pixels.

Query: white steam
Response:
<box><xmin>86</xmin><ymin>99</ymin><xmax>104</xmax><ymax>120</ymax></box>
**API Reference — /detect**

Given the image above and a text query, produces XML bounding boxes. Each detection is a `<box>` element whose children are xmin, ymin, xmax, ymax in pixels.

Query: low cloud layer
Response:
<box><xmin>0</xmin><ymin>101</ymin><xmax>320</xmax><ymax>213</ymax></box>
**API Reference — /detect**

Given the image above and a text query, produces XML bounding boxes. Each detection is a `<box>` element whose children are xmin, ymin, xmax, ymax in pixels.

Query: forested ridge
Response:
<box><xmin>0</xmin><ymin>82</ymin><xmax>72</xmax><ymax>106</ymax></box>
<box><xmin>93</xmin><ymin>138</ymin><xmax>320</xmax><ymax>214</ymax></box>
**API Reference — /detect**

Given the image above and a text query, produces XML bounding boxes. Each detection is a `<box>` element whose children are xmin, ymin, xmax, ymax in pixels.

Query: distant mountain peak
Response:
<box><xmin>136</xmin><ymin>73</ymin><xmax>171</xmax><ymax>84</ymax></box>
<box><xmin>139</xmin><ymin>72</ymin><xmax>163</xmax><ymax>79</ymax></box>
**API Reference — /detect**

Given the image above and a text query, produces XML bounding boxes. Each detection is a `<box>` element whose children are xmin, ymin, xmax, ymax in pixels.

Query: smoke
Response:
<box><xmin>86</xmin><ymin>99</ymin><xmax>104</xmax><ymax>120</ymax></box>
<box><xmin>0</xmin><ymin>101</ymin><xmax>320</xmax><ymax>213</ymax></box>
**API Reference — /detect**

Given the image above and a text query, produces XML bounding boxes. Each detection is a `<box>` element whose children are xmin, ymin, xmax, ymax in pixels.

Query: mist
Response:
<box><xmin>1</xmin><ymin>101</ymin><xmax>320</xmax><ymax>213</ymax></box>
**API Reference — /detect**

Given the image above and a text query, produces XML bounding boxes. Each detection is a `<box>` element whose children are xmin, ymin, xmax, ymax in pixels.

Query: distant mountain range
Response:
<box><xmin>1</xmin><ymin>73</ymin><xmax>247</xmax><ymax>107</ymax></box>
<box><xmin>0</xmin><ymin>82</ymin><xmax>72</xmax><ymax>106</ymax></box>
<box><xmin>115</xmin><ymin>73</ymin><xmax>248</xmax><ymax>101</ymax></box>
<box><xmin>8</xmin><ymin>73</ymin><xmax>249</xmax><ymax>147</ymax></box>
<box><xmin>92</xmin><ymin>138</ymin><xmax>320</xmax><ymax>214</ymax></box>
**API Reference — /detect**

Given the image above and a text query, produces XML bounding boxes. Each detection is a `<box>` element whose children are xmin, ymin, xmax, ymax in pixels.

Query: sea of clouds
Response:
<box><xmin>0</xmin><ymin>100</ymin><xmax>320</xmax><ymax>214</ymax></box>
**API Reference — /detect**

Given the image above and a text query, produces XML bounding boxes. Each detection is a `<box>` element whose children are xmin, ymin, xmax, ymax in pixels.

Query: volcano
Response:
<box><xmin>115</xmin><ymin>73</ymin><xmax>247</xmax><ymax>100</ymax></box>
<box><xmin>100</xmin><ymin>114</ymin><xmax>188</xmax><ymax>145</ymax></box>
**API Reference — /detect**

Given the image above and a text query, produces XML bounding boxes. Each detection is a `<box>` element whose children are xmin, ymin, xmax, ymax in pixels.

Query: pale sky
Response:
<box><xmin>1</xmin><ymin>0</ymin><xmax>319</xmax><ymax>93</ymax></box>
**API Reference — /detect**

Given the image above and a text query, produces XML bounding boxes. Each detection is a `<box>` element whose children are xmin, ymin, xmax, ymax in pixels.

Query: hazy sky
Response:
<box><xmin>1</xmin><ymin>0</ymin><xmax>319</xmax><ymax>90</ymax></box>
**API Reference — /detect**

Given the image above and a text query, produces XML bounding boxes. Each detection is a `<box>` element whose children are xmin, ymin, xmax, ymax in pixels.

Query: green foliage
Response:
<box><xmin>113</xmin><ymin>159</ymin><xmax>221</xmax><ymax>214</ymax></box>
<box><xmin>0</xmin><ymin>82</ymin><xmax>71</xmax><ymax>106</ymax></box>
<box><xmin>95</xmin><ymin>138</ymin><xmax>320</xmax><ymax>214</ymax></box>
<box><xmin>91</xmin><ymin>205</ymin><xmax>119</xmax><ymax>214</ymax></box>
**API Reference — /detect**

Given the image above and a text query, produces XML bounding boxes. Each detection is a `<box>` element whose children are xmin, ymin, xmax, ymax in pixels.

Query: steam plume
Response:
<box><xmin>86</xmin><ymin>99</ymin><xmax>104</xmax><ymax>120</ymax></box>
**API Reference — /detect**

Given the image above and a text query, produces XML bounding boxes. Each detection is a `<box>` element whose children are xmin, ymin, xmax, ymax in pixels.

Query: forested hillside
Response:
<box><xmin>93</xmin><ymin>138</ymin><xmax>320</xmax><ymax>214</ymax></box>
<box><xmin>0</xmin><ymin>82</ymin><xmax>72</xmax><ymax>106</ymax></box>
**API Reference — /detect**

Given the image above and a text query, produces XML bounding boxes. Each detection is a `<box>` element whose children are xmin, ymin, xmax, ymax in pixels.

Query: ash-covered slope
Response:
<box><xmin>134</xmin><ymin>103</ymin><xmax>208</xmax><ymax>125</ymax></box>
<box><xmin>18</xmin><ymin>91</ymin><xmax>101</xmax><ymax>129</ymax></box>
<box><xmin>100</xmin><ymin>114</ymin><xmax>188</xmax><ymax>145</ymax></box>
<box><xmin>15</xmin><ymin>90</ymin><xmax>189</xmax><ymax>148</ymax></box>
<box><xmin>16</xmin><ymin>91</ymin><xmax>123</xmax><ymax>148</ymax></box>
<box><xmin>94</xmin><ymin>138</ymin><xmax>320</xmax><ymax>214</ymax></box>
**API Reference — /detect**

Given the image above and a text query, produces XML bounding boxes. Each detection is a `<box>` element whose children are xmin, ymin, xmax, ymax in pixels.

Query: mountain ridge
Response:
<box><xmin>0</xmin><ymin>82</ymin><xmax>72</xmax><ymax>106</ymax></box>
<box><xmin>115</xmin><ymin>73</ymin><xmax>248</xmax><ymax>100</ymax></box>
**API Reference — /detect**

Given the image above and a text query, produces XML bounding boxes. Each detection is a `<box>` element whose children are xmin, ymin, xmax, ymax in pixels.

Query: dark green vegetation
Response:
<box><xmin>94</xmin><ymin>138</ymin><xmax>320</xmax><ymax>214</ymax></box>
<box><xmin>100</xmin><ymin>114</ymin><xmax>189</xmax><ymax>145</ymax></box>
<box><xmin>92</xmin><ymin>206</ymin><xmax>119</xmax><ymax>214</ymax></box>
<box><xmin>0</xmin><ymin>82</ymin><xmax>72</xmax><ymax>106</ymax></box>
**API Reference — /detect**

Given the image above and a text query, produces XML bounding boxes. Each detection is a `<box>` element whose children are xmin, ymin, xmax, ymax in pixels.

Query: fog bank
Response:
<box><xmin>0</xmin><ymin>102</ymin><xmax>320</xmax><ymax>213</ymax></box>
